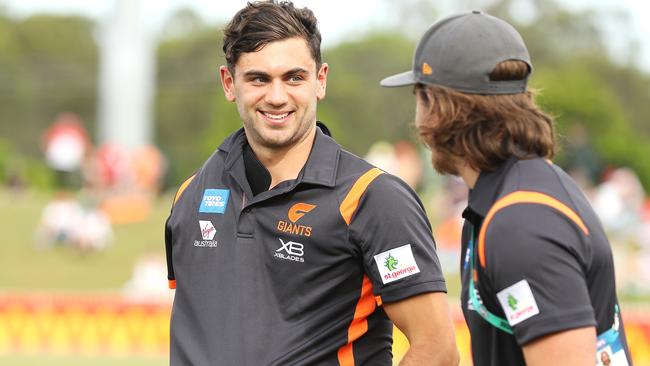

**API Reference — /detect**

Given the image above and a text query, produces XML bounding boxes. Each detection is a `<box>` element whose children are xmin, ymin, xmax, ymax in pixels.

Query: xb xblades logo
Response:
<box><xmin>276</xmin><ymin>238</ymin><xmax>304</xmax><ymax>256</ymax></box>
<box><xmin>274</xmin><ymin>238</ymin><xmax>305</xmax><ymax>263</ymax></box>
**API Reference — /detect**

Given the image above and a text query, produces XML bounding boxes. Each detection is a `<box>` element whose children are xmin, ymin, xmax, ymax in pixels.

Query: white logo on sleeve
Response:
<box><xmin>497</xmin><ymin>279</ymin><xmax>540</xmax><ymax>326</ymax></box>
<box><xmin>374</xmin><ymin>244</ymin><xmax>420</xmax><ymax>284</ymax></box>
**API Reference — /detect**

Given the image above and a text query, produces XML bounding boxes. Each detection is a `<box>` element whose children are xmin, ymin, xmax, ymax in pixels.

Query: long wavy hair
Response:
<box><xmin>416</xmin><ymin>60</ymin><xmax>555</xmax><ymax>175</ymax></box>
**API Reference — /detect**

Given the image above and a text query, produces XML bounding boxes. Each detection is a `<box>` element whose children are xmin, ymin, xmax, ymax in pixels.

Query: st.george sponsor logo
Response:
<box><xmin>496</xmin><ymin>279</ymin><xmax>539</xmax><ymax>326</ymax></box>
<box><xmin>506</xmin><ymin>304</ymin><xmax>537</xmax><ymax>323</ymax></box>
<box><xmin>194</xmin><ymin>220</ymin><xmax>218</xmax><ymax>247</ymax></box>
<box><xmin>383</xmin><ymin>265</ymin><xmax>418</xmax><ymax>281</ymax></box>
<box><xmin>276</xmin><ymin>202</ymin><xmax>315</xmax><ymax>237</ymax></box>
<box><xmin>274</xmin><ymin>238</ymin><xmax>305</xmax><ymax>263</ymax></box>
<box><xmin>374</xmin><ymin>244</ymin><xmax>421</xmax><ymax>284</ymax></box>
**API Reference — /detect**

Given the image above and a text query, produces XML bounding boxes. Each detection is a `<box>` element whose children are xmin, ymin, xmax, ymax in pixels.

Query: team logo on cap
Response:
<box><xmin>277</xmin><ymin>202</ymin><xmax>315</xmax><ymax>237</ymax></box>
<box><xmin>422</xmin><ymin>62</ymin><xmax>433</xmax><ymax>75</ymax></box>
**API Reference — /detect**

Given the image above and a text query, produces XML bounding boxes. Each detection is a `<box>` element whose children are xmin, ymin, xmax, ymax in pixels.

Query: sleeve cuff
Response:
<box><xmin>515</xmin><ymin>307</ymin><xmax>596</xmax><ymax>345</ymax></box>
<box><xmin>378</xmin><ymin>280</ymin><xmax>447</xmax><ymax>304</ymax></box>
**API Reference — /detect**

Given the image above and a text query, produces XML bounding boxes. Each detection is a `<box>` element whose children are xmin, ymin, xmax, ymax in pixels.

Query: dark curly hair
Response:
<box><xmin>222</xmin><ymin>1</ymin><xmax>322</xmax><ymax>74</ymax></box>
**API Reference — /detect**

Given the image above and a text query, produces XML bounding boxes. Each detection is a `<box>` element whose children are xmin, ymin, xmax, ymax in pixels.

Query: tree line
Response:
<box><xmin>1</xmin><ymin>1</ymin><xmax>649</xmax><ymax>190</ymax></box>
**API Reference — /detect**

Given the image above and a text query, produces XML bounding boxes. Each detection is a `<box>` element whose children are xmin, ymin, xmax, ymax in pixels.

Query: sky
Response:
<box><xmin>1</xmin><ymin>0</ymin><xmax>650</xmax><ymax>72</ymax></box>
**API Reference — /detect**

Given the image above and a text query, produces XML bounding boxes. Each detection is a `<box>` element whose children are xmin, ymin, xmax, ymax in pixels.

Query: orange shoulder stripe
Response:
<box><xmin>339</xmin><ymin>168</ymin><xmax>384</xmax><ymax>226</ymax></box>
<box><xmin>336</xmin><ymin>168</ymin><xmax>383</xmax><ymax>366</ymax></box>
<box><xmin>173</xmin><ymin>174</ymin><xmax>196</xmax><ymax>206</ymax></box>
<box><xmin>478</xmin><ymin>190</ymin><xmax>589</xmax><ymax>268</ymax></box>
<box><xmin>337</xmin><ymin>275</ymin><xmax>377</xmax><ymax>366</ymax></box>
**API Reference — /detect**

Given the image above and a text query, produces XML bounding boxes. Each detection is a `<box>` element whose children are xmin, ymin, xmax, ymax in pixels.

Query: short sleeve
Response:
<box><xmin>483</xmin><ymin>203</ymin><xmax>596</xmax><ymax>345</ymax></box>
<box><xmin>348</xmin><ymin>173</ymin><xmax>447</xmax><ymax>303</ymax></box>
<box><xmin>164</xmin><ymin>214</ymin><xmax>175</xmax><ymax>288</ymax></box>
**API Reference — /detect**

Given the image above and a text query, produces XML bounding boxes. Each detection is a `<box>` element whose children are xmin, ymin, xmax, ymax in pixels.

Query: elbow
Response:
<box><xmin>407</xmin><ymin>341</ymin><xmax>460</xmax><ymax>366</ymax></box>
<box><xmin>434</xmin><ymin>340</ymin><xmax>460</xmax><ymax>366</ymax></box>
<box><xmin>441</xmin><ymin>344</ymin><xmax>460</xmax><ymax>366</ymax></box>
<box><xmin>450</xmin><ymin>347</ymin><xmax>461</xmax><ymax>366</ymax></box>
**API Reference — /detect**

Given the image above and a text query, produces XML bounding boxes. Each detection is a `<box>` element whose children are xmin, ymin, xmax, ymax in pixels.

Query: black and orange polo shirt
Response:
<box><xmin>164</xmin><ymin>126</ymin><xmax>446</xmax><ymax>365</ymax></box>
<box><xmin>460</xmin><ymin>156</ymin><xmax>632</xmax><ymax>365</ymax></box>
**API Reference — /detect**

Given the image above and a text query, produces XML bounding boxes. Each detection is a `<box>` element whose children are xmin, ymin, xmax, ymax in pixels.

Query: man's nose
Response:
<box><xmin>264</xmin><ymin>80</ymin><xmax>289</xmax><ymax>106</ymax></box>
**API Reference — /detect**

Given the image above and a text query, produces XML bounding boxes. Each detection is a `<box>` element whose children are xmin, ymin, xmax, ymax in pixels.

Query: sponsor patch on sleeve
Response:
<box><xmin>374</xmin><ymin>244</ymin><xmax>420</xmax><ymax>284</ymax></box>
<box><xmin>497</xmin><ymin>279</ymin><xmax>540</xmax><ymax>326</ymax></box>
<box><xmin>198</xmin><ymin>189</ymin><xmax>230</xmax><ymax>214</ymax></box>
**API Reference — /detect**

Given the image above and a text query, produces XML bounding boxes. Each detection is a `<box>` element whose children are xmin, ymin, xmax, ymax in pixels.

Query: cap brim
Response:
<box><xmin>380</xmin><ymin>71</ymin><xmax>417</xmax><ymax>87</ymax></box>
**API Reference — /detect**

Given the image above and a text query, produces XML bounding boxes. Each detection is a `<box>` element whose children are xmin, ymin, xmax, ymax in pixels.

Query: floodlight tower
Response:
<box><xmin>97</xmin><ymin>0</ymin><xmax>155</xmax><ymax>148</ymax></box>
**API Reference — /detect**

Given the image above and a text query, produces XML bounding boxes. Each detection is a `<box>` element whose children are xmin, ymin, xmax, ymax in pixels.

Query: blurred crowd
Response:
<box><xmin>35</xmin><ymin>113</ymin><xmax>166</xmax><ymax>250</ymax></box>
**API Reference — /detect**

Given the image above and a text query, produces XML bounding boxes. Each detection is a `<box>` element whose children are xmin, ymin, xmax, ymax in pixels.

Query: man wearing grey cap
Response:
<box><xmin>381</xmin><ymin>11</ymin><xmax>633</xmax><ymax>366</ymax></box>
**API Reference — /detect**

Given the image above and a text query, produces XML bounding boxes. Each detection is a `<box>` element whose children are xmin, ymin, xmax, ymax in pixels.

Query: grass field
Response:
<box><xmin>0</xmin><ymin>188</ymin><xmax>172</xmax><ymax>291</ymax></box>
<box><xmin>1</xmin><ymin>355</ymin><xmax>166</xmax><ymax>366</ymax></box>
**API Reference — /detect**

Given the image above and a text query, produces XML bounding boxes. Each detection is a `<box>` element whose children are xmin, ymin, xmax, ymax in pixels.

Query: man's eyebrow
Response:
<box><xmin>241</xmin><ymin>68</ymin><xmax>310</xmax><ymax>79</ymax></box>
<box><xmin>242</xmin><ymin>70</ymin><xmax>270</xmax><ymax>79</ymax></box>
<box><xmin>282</xmin><ymin>67</ymin><xmax>310</xmax><ymax>77</ymax></box>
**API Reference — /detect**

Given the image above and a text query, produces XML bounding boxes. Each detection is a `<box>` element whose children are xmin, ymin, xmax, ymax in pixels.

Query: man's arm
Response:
<box><xmin>383</xmin><ymin>292</ymin><xmax>459</xmax><ymax>366</ymax></box>
<box><xmin>522</xmin><ymin>326</ymin><xmax>595</xmax><ymax>366</ymax></box>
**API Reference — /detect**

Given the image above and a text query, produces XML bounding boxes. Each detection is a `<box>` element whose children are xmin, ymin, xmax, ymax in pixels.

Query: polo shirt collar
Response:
<box><xmin>218</xmin><ymin>124</ymin><xmax>339</xmax><ymax>188</ymax></box>
<box><xmin>300</xmin><ymin>126</ymin><xmax>339</xmax><ymax>187</ymax></box>
<box><xmin>466</xmin><ymin>156</ymin><xmax>519</xmax><ymax>218</ymax></box>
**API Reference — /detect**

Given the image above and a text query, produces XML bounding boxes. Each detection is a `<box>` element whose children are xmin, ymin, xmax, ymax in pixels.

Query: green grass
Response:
<box><xmin>0</xmin><ymin>355</ymin><xmax>166</xmax><ymax>366</ymax></box>
<box><xmin>0</xmin><ymin>188</ymin><xmax>172</xmax><ymax>290</ymax></box>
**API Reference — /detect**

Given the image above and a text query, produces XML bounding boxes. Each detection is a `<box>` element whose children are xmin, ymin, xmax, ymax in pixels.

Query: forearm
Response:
<box><xmin>399</xmin><ymin>342</ymin><xmax>459</xmax><ymax>366</ymax></box>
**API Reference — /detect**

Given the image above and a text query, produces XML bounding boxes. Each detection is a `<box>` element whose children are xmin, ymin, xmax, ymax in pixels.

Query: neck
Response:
<box><xmin>250</xmin><ymin>127</ymin><xmax>316</xmax><ymax>189</ymax></box>
<box><xmin>457</xmin><ymin>164</ymin><xmax>480</xmax><ymax>189</ymax></box>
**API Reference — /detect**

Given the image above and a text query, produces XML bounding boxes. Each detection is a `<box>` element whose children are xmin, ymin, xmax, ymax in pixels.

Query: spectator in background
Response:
<box><xmin>592</xmin><ymin>166</ymin><xmax>649</xmax><ymax>294</ymax></box>
<box><xmin>123</xmin><ymin>252</ymin><xmax>171</xmax><ymax>303</ymax></box>
<box><xmin>36</xmin><ymin>190</ymin><xmax>113</xmax><ymax>252</ymax></box>
<box><xmin>592</xmin><ymin>167</ymin><xmax>645</xmax><ymax>236</ymax></box>
<box><xmin>35</xmin><ymin>191</ymin><xmax>84</xmax><ymax>248</ymax></box>
<box><xmin>563</xmin><ymin>123</ymin><xmax>601</xmax><ymax>192</ymax></box>
<box><xmin>364</xmin><ymin>140</ymin><xmax>424</xmax><ymax>190</ymax></box>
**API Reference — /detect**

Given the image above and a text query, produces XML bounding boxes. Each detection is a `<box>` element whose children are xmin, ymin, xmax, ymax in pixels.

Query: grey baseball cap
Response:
<box><xmin>380</xmin><ymin>10</ymin><xmax>532</xmax><ymax>94</ymax></box>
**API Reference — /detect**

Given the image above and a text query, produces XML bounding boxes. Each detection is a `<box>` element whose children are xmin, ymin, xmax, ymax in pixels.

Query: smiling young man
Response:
<box><xmin>164</xmin><ymin>1</ymin><xmax>459</xmax><ymax>365</ymax></box>
<box><xmin>381</xmin><ymin>10</ymin><xmax>632</xmax><ymax>366</ymax></box>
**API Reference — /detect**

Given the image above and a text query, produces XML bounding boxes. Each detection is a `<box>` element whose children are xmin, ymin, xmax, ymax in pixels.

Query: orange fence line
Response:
<box><xmin>0</xmin><ymin>294</ymin><xmax>649</xmax><ymax>364</ymax></box>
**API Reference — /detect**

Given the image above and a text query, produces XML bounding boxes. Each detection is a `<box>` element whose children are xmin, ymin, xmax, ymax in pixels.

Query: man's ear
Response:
<box><xmin>316</xmin><ymin>62</ymin><xmax>329</xmax><ymax>101</ymax></box>
<box><xmin>219</xmin><ymin>65</ymin><xmax>236</xmax><ymax>102</ymax></box>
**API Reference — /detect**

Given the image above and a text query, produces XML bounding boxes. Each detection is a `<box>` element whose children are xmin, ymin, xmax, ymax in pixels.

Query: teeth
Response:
<box><xmin>263</xmin><ymin>112</ymin><xmax>289</xmax><ymax>120</ymax></box>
